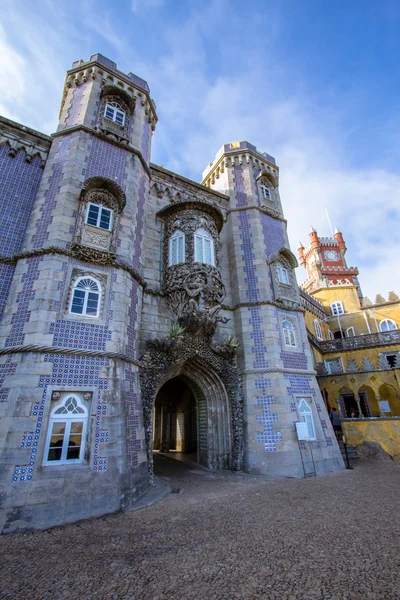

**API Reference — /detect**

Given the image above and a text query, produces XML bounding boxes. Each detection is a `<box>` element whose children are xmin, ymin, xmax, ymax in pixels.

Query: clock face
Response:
<box><xmin>324</xmin><ymin>250</ymin><xmax>339</xmax><ymax>261</ymax></box>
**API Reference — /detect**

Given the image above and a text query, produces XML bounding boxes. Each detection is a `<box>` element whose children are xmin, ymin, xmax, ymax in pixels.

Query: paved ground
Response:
<box><xmin>1</xmin><ymin>455</ymin><xmax>400</xmax><ymax>600</ymax></box>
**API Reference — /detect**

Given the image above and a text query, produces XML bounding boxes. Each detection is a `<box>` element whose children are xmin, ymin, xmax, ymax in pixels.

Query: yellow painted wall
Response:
<box><xmin>342</xmin><ymin>419</ymin><xmax>400</xmax><ymax>459</ymax></box>
<box><xmin>312</xmin><ymin>286</ymin><xmax>361</xmax><ymax>315</ymax></box>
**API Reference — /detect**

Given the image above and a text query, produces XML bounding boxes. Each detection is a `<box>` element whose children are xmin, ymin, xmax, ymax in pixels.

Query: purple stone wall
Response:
<box><xmin>261</xmin><ymin>213</ymin><xmax>285</xmax><ymax>256</ymax></box>
<box><xmin>0</xmin><ymin>146</ymin><xmax>44</xmax><ymax>319</ymax></box>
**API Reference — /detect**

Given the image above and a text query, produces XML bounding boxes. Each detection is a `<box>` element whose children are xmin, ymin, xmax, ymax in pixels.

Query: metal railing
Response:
<box><xmin>318</xmin><ymin>329</ymin><xmax>400</xmax><ymax>352</ymax></box>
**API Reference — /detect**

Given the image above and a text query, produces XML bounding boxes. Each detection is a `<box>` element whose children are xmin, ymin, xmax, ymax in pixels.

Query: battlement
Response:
<box><xmin>69</xmin><ymin>53</ymin><xmax>151</xmax><ymax>95</ymax></box>
<box><xmin>202</xmin><ymin>140</ymin><xmax>277</xmax><ymax>184</ymax></box>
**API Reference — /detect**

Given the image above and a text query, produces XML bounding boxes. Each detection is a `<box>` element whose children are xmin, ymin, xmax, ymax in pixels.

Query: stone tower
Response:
<box><xmin>202</xmin><ymin>142</ymin><xmax>344</xmax><ymax>477</ymax></box>
<box><xmin>298</xmin><ymin>227</ymin><xmax>362</xmax><ymax>300</ymax></box>
<box><xmin>0</xmin><ymin>54</ymin><xmax>156</xmax><ymax>531</ymax></box>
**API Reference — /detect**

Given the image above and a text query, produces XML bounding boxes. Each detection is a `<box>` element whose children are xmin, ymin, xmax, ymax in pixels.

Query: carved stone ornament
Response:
<box><xmin>97</xmin><ymin>85</ymin><xmax>134</xmax><ymax>144</ymax></box>
<box><xmin>83</xmin><ymin>392</ymin><xmax>93</xmax><ymax>400</ymax></box>
<box><xmin>51</xmin><ymin>391</ymin><xmax>61</xmax><ymax>401</ymax></box>
<box><xmin>70</xmin><ymin>243</ymin><xmax>116</xmax><ymax>267</ymax></box>
<box><xmin>140</xmin><ymin>327</ymin><xmax>244</xmax><ymax>485</ymax></box>
<box><xmin>74</xmin><ymin>176</ymin><xmax>126</xmax><ymax>256</ymax></box>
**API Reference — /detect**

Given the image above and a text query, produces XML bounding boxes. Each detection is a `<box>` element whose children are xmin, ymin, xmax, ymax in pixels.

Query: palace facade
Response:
<box><xmin>0</xmin><ymin>54</ymin><xmax>343</xmax><ymax>533</ymax></box>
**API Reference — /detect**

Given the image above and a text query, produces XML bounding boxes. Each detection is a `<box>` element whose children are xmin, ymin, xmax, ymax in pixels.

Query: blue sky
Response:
<box><xmin>1</xmin><ymin>0</ymin><xmax>399</xmax><ymax>299</ymax></box>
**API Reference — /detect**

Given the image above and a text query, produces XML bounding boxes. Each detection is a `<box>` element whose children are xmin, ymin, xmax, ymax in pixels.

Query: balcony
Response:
<box><xmin>317</xmin><ymin>329</ymin><xmax>400</xmax><ymax>353</ymax></box>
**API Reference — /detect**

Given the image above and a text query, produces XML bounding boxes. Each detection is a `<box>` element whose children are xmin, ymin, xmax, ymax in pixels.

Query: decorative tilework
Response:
<box><xmin>84</xmin><ymin>138</ymin><xmax>128</xmax><ymax>189</ymax></box>
<box><xmin>132</xmin><ymin>172</ymin><xmax>146</xmax><ymax>273</ymax></box>
<box><xmin>238</xmin><ymin>212</ymin><xmax>259</xmax><ymax>302</ymax></box>
<box><xmin>248</xmin><ymin>307</ymin><xmax>268</xmax><ymax>369</ymax></box>
<box><xmin>32</xmin><ymin>137</ymin><xmax>71</xmax><ymax>248</ymax></box>
<box><xmin>284</xmin><ymin>373</ymin><xmax>316</xmax><ymax>396</ymax></box>
<box><xmin>125</xmin><ymin>367</ymin><xmax>141</xmax><ymax>467</ymax></box>
<box><xmin>126</xmin><ymin>279</ymin><xmax>139</xmax><ymax>360</ymax></box>
<box><xmin>0</xmin><ymin>356</ymin><xmax>17</xmax><ymax>402</ymax></box>
<box><xmin>5</xmin><ymin>257</ymin><xmax>42</xmax><ymax>347</ymax></box>
<box><xmin>261</xmin><ymin>212</ymin><xmax>285</xmax><ymax>256</ymax></box>
<box><xmin>232</xmin><ymin>166</ymin><xmax>247</xmax><ymax>207</ymax></box>
<box><xmin>0</xmin><ymin>145</ymin><xmax>43</xmax><ymax>257</ymax></box>
<box><xmin>50</xmin><ymin>321</ymin><xmax>111</xmax><ymax>351</ymax></box>
<box><xmin>13</xmin><ymin>353</ymin><xmax>109</xmax><ymax>482</ymax></box>
<box><xmin>255</xmin><ymin>375</ymin><xmax>282</xmax><ymax>452</ymax></box>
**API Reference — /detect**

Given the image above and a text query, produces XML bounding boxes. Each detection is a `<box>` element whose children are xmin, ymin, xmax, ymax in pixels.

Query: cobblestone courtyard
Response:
<box><xmin>1</xmin><ymin>455</ymin><xmax>400</xmax><ymax>600</ymax></box>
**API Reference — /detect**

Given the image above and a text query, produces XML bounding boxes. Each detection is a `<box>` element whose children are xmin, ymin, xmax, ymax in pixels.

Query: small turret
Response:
<box><xmin>298</xmin><ymin>241</ymin><xmax>305</xmax><ymax>267</ymax></box>
<box><xmin>334</xmin><ymin>227</ymin><xmax>346</xmax><ymax>251</ymax></box>
<box><xmin>309</xmin><ymin>226</ymin><xmax>320</xmax><ymax>250</ymax></box>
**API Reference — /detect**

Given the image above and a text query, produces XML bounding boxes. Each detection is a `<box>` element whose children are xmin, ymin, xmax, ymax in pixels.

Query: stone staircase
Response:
<box><xmin>338</xmin><ymin>440</ymin><xmax>359</xmax><ymax>462</ymax></box>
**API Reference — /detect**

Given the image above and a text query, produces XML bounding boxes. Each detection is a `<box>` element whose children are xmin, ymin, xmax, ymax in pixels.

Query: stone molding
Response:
<box><xmin>202</xmin><ymin>147</ymin><xmax>279</xmax><ymax>188</ymax></box>
<box><xmin>243</xmin><ymin>367</ymin><xmax>317</xmax><ymax>376</ymax></box>
<box><xmin>52</xmin><ymin>125</ymin><xmax>152</xmax><ymax>179</ymax></box>
<box><xmin>0</xmin><ymin>344</ymin><xmax>140</xmax><ymax>366</ymax></box>
<box><xmin>0</xmin><ymin>246</ymin><xmax>145</xmax><ymax>287</ymax></box>
<box><xmin>0</xmin><ymin>116</ymin><xmax>51</xmax><ymax>168</ymax></box>
<box><xmin>226</xmin><ymin>204</ymin><xmax>287</xmax><ymax>223</ymax></box>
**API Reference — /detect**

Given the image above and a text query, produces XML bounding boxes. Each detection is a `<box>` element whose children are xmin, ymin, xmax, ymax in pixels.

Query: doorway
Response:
<box><xmin>153</xmin><ymin>377</ymin><xmax>198</xmax><ymax>463</ymax></box>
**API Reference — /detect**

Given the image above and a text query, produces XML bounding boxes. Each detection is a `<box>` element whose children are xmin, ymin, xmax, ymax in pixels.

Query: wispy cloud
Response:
<box><xmin>0</xmin><ymin>0</ymin><xmax>398</xmax><ymax>299</ymax></box>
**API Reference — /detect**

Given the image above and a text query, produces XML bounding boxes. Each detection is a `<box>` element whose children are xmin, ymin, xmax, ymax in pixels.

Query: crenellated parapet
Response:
<box><xmin>0</xmin><ymin>116</ymin><xmax>51</xmax><ymax>167</ymax></box>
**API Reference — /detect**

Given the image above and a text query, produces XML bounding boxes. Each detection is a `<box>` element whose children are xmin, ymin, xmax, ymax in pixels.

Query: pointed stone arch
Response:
<box><xmin>140</xmin><ymin>326</ymin><xmax>243</xmax><ymax>484</ymax></box>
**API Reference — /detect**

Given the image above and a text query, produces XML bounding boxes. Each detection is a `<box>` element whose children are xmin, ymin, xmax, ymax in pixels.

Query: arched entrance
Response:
<box><xmin>140</xmin><ymin>330</ymin><xmax>243</xmax><ymax>485</ymax></box>
<box><xmin>154</xmin><ymin>377</ymin><xmax>198</xmax><ymax>459</ymax></box>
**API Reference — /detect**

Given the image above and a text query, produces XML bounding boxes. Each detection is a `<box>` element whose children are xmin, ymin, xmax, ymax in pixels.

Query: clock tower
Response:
<box><xmin>298</xmin><ymin>227</ymin><xmax>362</xmax><ymax>302</ymax></box>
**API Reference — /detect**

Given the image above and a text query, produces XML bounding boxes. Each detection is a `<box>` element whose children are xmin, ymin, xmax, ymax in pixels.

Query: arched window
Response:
<box><xmin>104</xmin><ymin>101</ymin><xmax>125</xmax><ymax>126</ymax></box>
<box><xmin>260</xmin><ymin>179</ymin><xmax>272</xmax><ymax>200</ymax></box>
<box><xmin>86</xmin><ymin>202</ymin><xmax>113</xmax><ymax>230</ymax></box>
<box><xmin>44</xmin><ymin>395</ymin><xmax>88</xmax><ymax>465</ymax></box>
<box><xmin>70</xmin><ymin>277</ymin><xmax>101</xmax><ymax>317</ymax></box>
<box><xmin>282</xmin><ymin>319</ymin><xmax>296</xmax><ymax>347</ymax></box>
<box><xmin>346</xmin><ymin>327</ymin><xmax>355</xmax><ymax>337</ymax></box>
<box><xmin>169</xmin><ymin>230</ymin><xmax>185</xmax><ymax>266</ymax></box>
<box><xmin>330</xmin><ymin>301</ymin><xmax>344</xmax><ymax>316</ymax></box>
<box><xmin>277</xmin><ymin>264</ymin><xmax>290</xmax><ymax>285</ymax></box>
<box><xmin>380</xmin><ymin>319</ymin><xmax>397</xmax><ymax>332</ymax></box>
<box><xmin>314</xmin><ymin>319</ymin><xmax>323</xmax><ymax>341</ymax></box>
<box><xmin>328</xmin><ymin>329</ymin><xmax>334</xmax><ymax>340</ymax></box>
<box><xmin>194</xmin><ymin>228</ymin><xmax>215</xmax><ymax>266</ymax></box>
<box><xmin>298</xmin><ymin>398</ymin><xmax>316</xmax><ymax>440</ymax></box>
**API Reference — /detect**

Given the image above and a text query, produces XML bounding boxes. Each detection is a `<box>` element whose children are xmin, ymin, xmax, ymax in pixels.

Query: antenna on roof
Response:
<box><xmin>324</xmin><ymin>206</ymin><xmax>334</xmax><ymax>236</ymax></box>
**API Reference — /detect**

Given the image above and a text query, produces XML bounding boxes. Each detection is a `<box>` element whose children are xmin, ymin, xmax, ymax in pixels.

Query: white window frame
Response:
<box><xmin>324</xmin><ymin>357</ymin><xmax>344</xmax><ymax>374</ymax></box>
<box><xmin>168</xmin><ymin>230</ymin><xmax>185</xmax><ymax>266</ymax></box>
<box><xmin>194</xmin><ymin>228</ymin><xmax>215</xmax><ymax>266</ymax></box>
<box><xmin>330</xmin><ymin>301</ymin><xmax>344</xmax><ymax>316</ymax></box>
<box><xmin>346</xmin><ymin>326</ymin><xmax>356</xmax><ymax>337</ymax></box>
<box><xmin>260</xmin><ymin>179</ymin><xmax>272</xmax><ymax>201</ymax></box>
<box><xmin>43</xmin><ymin>395</ymin><xmax>88</xmax><ymax>466</ymax></box>
<box><xmin>380</xmin><ymin>319</ymin><xmax>397</xmax><ymax>332</ymax></box>
<box><xmin>314</xmin><ymin>319</ymin><xmax>323</xmax><ymax>341</ymax></box>
<box><xmin>282</xmin><ymin>319</ymin><xmax>296</xmax><ymax>347</ymax></box>
<box><xmin>86</xmin><ymin>202</ymin><xmax>113</xmax><ymax>231</ymax></box>
<box><xmin>328</xmin><ymin>329</ymin><xmax>334</xmax><ymax>340</ymax></box>
<box><xmin>297</xmin><ymin>397</ymin><xmax>316</xmax><ymax>441</ymax></box>
<box><xmin>104</xmin><ymin>101</ymin><xmax>125</xmax><ymax>126</ymax></box>
<box><xmin>69</xmin><ymin>276</ymin><xmax>101</xmax><ymax>318</ymax></box>
<box><xmin>277</xmin><ymin>265</ymin><xmax>290</xmax><ymax>285</ymax></box>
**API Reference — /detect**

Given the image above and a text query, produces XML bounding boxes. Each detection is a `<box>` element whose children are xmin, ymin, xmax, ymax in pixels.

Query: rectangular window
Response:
<box><xmin>324</xmin><ymin>358</ymin><xmax>344</xmax><ymax>374</ymax></box>
<box><xmin>86</xmin><ymin>203</ymin><xmax>112</xmax><ymax>231</ymax></box>
<box><xmin>277</xmin><ymin>266</ymin><xmax>289</xmax><ymax>285</ymax></box>
<box><xmin>330</xmin><ymin>302</ymin><xmax>344</xmax><ymax>316</ymax></box>
<box><xmin>70</xmin><ymin>289</ymin><xmax>85</xmax><ymax>314</ymax></box>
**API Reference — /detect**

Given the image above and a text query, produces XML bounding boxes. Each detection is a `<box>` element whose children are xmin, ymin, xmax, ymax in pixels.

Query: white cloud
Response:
<box><xmin>0</xmin><ymin>1</ymin><xmax>398</xmax><ymax>301</ymax></box>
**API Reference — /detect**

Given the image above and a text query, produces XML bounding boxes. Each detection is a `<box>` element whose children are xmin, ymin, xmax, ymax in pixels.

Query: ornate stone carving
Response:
<box><xmin>97</xmin><ymin>85</ymin><xmax>134</xmax><ymax>144</ymax></box>
<box><xmin>83</xmin><ymin>226</ymin><xmax>111</xmax><ymax>250</ymax></box>
<box><xmin>140</xmin><ymin>327</ymin><xmax>244</xmax><ymax>485</ymax></box>
<box><xmin>70</xmin><ymin>243</ymin><xmax>116</xmax><ymax>266</ymax></box>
